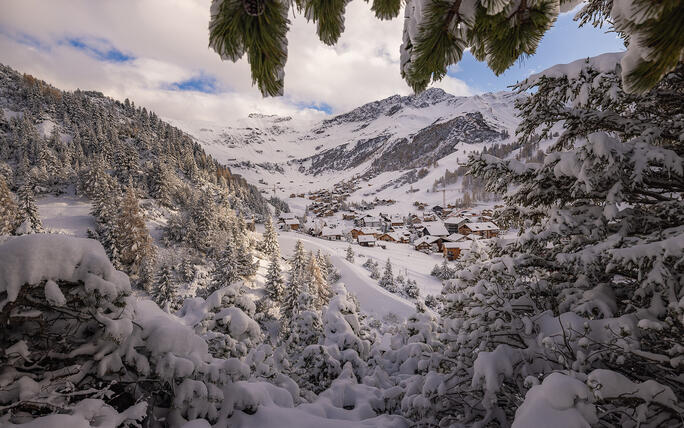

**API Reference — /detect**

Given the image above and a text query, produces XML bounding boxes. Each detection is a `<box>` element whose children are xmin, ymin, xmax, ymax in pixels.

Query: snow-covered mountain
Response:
<box><xmin>176</xmin><ymin>89</ymin><xmax>526</xmax><ymax>212</ymax></box>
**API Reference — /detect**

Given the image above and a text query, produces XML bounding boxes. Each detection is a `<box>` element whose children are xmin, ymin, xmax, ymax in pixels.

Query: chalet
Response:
<box><xmin>357</xmin><ymin>235</ymin><xmax>377</xmax><ymax>247</ymax></box>
<box><xmin>421</xmin><ymin>222</ymin><xmax>449</xmax><ymax>238</ymax></box>
<box><xmin>321</xmin><ymin>227</ymin><xmax>343</xmax><ymax>240</ymax></box>
<box><xmin>342</xmin><ymin>213</ymin><xmax>356</xmax><ymax>220</ymax></box>
<box><xmin>378</xmin><ymin>232</ymin><xmax>408</xmax><ymax>243</ymax></box>
<box><xmin>413</xmin><ymin>235</ymin><xmax>442</xmax><ymax>253</ymax></box>
<box><xmin>458</xmin><ymin>222</ymin><xmax>500</xmax><ymax>238</ymax></box>
<box><xmin>283</xmin><ymin>219</ymin><xmax>300</xmax><ymax>231</ymax></box>
<box><xmin>389</xmin><ymin>214</ymin><xmax>404</xmax><ymax>226</ymax></box>
<box><xmin>444</xmin><ymin>216</ymin><xmax>470</xmax><ymax>234</ymax></box>
<box><xmin>361</xmin><ymin>216</ymin><xmax>382</xmax><ymax>228</ymax></box>
<box><xmin>279</xmin><ymin>212</ymin><xmax>297</xmax><ymax>222</ymax></box>
<box><xmin>443</xmin><ymin>241</ymin><xmax>472</xmax><ymax>260</ymax></box>
<box><xmin>350</xmin><ymin>227</ymin><xmax>382</xmax><ymax>239</ymax></box>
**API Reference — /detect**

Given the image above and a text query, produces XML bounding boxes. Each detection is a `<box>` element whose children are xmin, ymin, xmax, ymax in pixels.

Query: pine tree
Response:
<box><xmin>379</xmin><ymin>258</ymin><xmax>396</xmax><ymax>292</ymax></box>
<box><xmin>403</xmin><ymin>278</ymin><xmax>420</xmax><ymax>299</ymax></box>
<box><xmin>0</xmin><ymin>176</ymin><xmax>18</xmax><ymax>235</ymax></box>
<box><xmin>206</xmin><ymin>237</ymin><xmax>239</xmax><ymax>297</ymax></box>
<box><xmin>180</xmin><ymin>256</ymin><xmax>196</xmax><ymax>283</ymax></box>
<box><xmin>152</xmin><ymin>264</ymin><xmax>178</xmax><ymax>311</ymax></box>
<box><xmin>115</xmin><ymin>184</ymin><xmax>153</xmax><ymax>273</ymax></box>
<box><xmin>16</xmin><ymin>177</ymin><xmax>42</xmax><ymax>233</ymax></box>
<box><xmin>233</xmin><ymin>222</ymin><xmax>257</xmax><ymax>279</ymax></box>
<box><xmin>410</xmin><ymin>56</ymin><xmax>684</xmax><ymax>426</ymax></box>
<box><xmin>307</xmin><ymin>252</ymin><xmax>331</xmax><ymax>310</ymax></box>
<box><xmin>149</xmin><ymin>159</ymin><xmax>173</xmax><ymax>207</ymax></box>
<box><xmin>345</xmin><ymin>245</ymin><xmax>355</xmax><ymax>263</ymax></box>
<box><xmin>261</xmin><ymin>217</ymin><xmax>279</xmax><ymax>256</ymax></box>
<box><xmin>282</xmin><ymin>240</ymin><xmax>308</xmax><ymax>321</ymax></box>
<box><xmin>264</xmin><ymin>252</ymin><xmax>285</xmax><ymax>303</ymax></box>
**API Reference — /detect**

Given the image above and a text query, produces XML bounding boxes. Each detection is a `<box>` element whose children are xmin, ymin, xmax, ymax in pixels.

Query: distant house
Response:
<box><xmin>279</xmin><ymin>212</ymin><xmax>297</xmax><ymax>222</ymax></box>
<box><xmin>390</xmin><ymin>214</ymin><xmax>404</xmax><ymax>226</ymax></box>
<box><xmin>431</xmin><ymin>205</ymin><xmax>443</xmax><ymax>214</ymax></box>
<box><xmin>361</xmin><ymin>216</ymin><xmax>382</xmax><ymax>228</ymax></box>
<box><xmin>443</xmin><ymin>241</ymin><xmax>472</xmax><ymax>260</ymax></box>
<box><xmin>413</xmin><ymin>235</ymin><xmax>443</xmax><ymax>252</ymax></box>
<box><xmin>444</xmin><ymin>216</ymin><xmax>470</xmax><ymax>234</ymax></box>
<box><xmin>421</xmin><ymin>222</ymin><xmax>449</xmax><ymax>238</ymax></box>
<box><xmin>284</xmin><ymin>218</ymin><xmax>300</xmax><ymax>231</ymax></box>
<box><xmin>458</xmin><ymin>222</ymin><xmax>500</xmax><ymax>238</ymax></box>
<box><xmin>321</xmin><ymin>227</ymin><xmax>343</xmax><ymax>240</ymax></box>
<box><xmin>378</xmin><ymin>232</ymin><xmax>408</xmax><ymax>243</ymax></box>
<box><xmin>358</xmin><ymin>235</ymin><xmax>376</xmax><ymax>247</ymax></box>
<box><xmin>342</xmin><ymin>213</ymin><xmax>356</xmax><ymax>220</ymax></box>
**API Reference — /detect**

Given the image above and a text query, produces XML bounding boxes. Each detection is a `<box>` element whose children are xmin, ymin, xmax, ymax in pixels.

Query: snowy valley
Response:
<box><xmin>1</xmin><ymin>47</ymin><xmax>683</xmax><ymax>428</ymax></box>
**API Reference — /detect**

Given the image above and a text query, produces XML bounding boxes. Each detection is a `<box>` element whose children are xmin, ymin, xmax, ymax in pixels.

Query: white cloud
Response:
<box><xmin>0</xmin><ymin>0</ymin><xmax>475</xmax><ymax>123</ymax></box>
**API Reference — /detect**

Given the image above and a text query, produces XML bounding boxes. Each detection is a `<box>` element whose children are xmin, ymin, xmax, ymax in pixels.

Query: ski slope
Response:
<box><xmin>278</xmin><ymin>231</ymin><xmax>444</xmax><ymax>321</ymax></box>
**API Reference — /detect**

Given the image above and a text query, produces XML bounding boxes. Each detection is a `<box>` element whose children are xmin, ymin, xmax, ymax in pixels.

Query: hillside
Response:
<box><xmin>0</xmin><ymin>64</ymin><xmax>268</xmax><ymax>217</ymax></box>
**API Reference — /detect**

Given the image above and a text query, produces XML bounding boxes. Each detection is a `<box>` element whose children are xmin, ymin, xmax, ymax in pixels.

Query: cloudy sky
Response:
<box><xmin>1</xmin><ymin>0</ymin><xmax>624</xmax><ymax>123</ymax></box>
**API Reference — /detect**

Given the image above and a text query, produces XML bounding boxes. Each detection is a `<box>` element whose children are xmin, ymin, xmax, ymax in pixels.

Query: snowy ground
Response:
<box><xmin>34</xmin><ymin>194</ymin><xmax>444</xmax><ymax>323</ymax></box>
<box><xmin>278</xmin><ymin>231</ymin><xmax>444</xmax><ymax>321</ymax></box>
<box><xmin>37</xmin><ymin>195</ymin><xmax>95</xmax><ymax>237</ymax></box>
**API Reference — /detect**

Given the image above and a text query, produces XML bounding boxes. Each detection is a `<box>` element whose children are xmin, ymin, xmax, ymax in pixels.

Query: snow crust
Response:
<box><xmin>0</xmin><ymin>234</ymin><xmax>130</xmax><ymax>310</ymax></box>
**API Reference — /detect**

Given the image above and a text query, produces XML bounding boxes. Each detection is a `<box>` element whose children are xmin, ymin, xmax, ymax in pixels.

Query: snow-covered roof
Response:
<box><xmin>321</xmin><ymin>227</ymin><xmax>342</xmax><ymax>236</ymax></box>
<box><xmin>444</xmin><ymin>241</ymin><xmax>472</xmax><ymax>250</ymax></box>
<box><xmin>445</xmin><ymin>216</ymin><xmax>469</xmax><ymax>225</ymax></box>
<box><xmin>444</xmin><ymin>233</ymin><xmax>466</xmax><ymax>242</ymax></box>
<box><xmin>279</xmin><ymin>212</ymin><xmax>296</xmax><ymax>220</ymax></box>
<box><xmin>414</xmin><ymin>235</ymin><xmax>441</xmax><ymax>246</ymax></box>
<box><xmin>361</xmin><ymin>227</ymin><xmax>381</xmax><ymax>235</ymax></box>
<box><xmin>284</xmin><ymin>219</ymin><xmax>300</xmax><ymax>225</ymax></box>
<box><xmin>462</xmin><ymin>222</ymin><xmax>499</xmax><ymax>231</ymax></box>
<box><xmin>381</xmin><ymin>232</ymin><xmax>404</xmax><ymax>241</ymax></box>
<box><xmin>422</xmin><ymin>222</ymin><xmax>449</xmax><ymax>236</ymax></box>
<box><xmin>363</xmin><ymin>216</ymin><xmax>381</xmax><ymax>223</ymax></box>
<box><xmin>357</xmin><ymin>235</ymin><xmax>376</xmax><ymax>243</ymax></box>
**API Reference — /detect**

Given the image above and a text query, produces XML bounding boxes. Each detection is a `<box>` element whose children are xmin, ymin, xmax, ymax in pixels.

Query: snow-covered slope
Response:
<box><xmin>174</xmin><ymin>89</ymin><xmax>526</xmax><ymax>212</ymax></box>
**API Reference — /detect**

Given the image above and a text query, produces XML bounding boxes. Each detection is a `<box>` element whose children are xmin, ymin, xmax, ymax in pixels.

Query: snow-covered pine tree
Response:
<box><xmin>265</xmin><ymin>251</ymin><xmax>285</xmax><ymax>303</ymax></box>
<box><xmin>16</xmin><ymin>176</ymin><xmax>43</xmax><ymax>233</ymax></box>
<box><xmin>191</xmin><ymin>191</ymin><xmax>217</xmax><ymax>252</ymax></box>
<box><xmin>206</xmin><ymin>236</ymin><xmax>239</xmax><ymax>297</ymax></box>
<box><xmin>149</xmin><ymin>158</ymin><xmax>173</xmax><ymax>207</ymax></box>
<box><xmin>261</xmin><ymin>216</ymin><xmax>280</xmax><ymax>256</ymax></box>
<box><xmin>345</xmin><ymin>245</ymin><xmax>355</xmax><ymax>263</ymax></box>
<box><xmin>0</xmin><ymin>176</ymin><xmax>18</xmax><ymax>235</ymax></box>
<box><xmin>403</xmin><ymin>278</ymin><xmax>420</xmax><ymax>299</ymax></box>
<box><xmin>152</xmin><ymin>263</ymin><xmax>179</xmax><ymax>311</ymax></box>
<box><xmin>115</xmin><ymin>183</ymin><xmax>154</xmax><ymax>274</ymax></box>
<box><xmin>281</xmin><ymin>240</ymin><xmax>309</xmax><ymax>321</ymax></box>
<box><xmin>232</xmin><ymin>220</ymin><xmax>257</xmax><ymax>279</ymax></box>
<box><xmin>322</xmin><ymin>253</ymin><xmax>340</xmax><ymax>283</ymax></box>
<box><xmin>420</xmin><ymin>56</ymin><xmax>684</xmax><ymax>426</ymax></box>
<box><xmin>307</xmin><ymin>252</ymin><xmax>331</xmax><ymax>310</ymax></box>
<box><xmin>379</xmin><ymin>258</ymin><xmax>396</xmax><ymax>292</ymax></box>
<box><xmin>180</xmin><ymin>256</ymin><xmax>196</xmax><ymax>282</ymax></box>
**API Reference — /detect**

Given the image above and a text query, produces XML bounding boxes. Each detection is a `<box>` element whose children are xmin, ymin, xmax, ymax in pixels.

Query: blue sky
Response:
<box><xmin>449</xmin><ymin>12</ymin><xmax>625</xmax><ymax>92</ymax></box>
<box><xmin>0</xmin><ymin>1</ymin><xmax>626</xmax><ymax>122</ymax></box>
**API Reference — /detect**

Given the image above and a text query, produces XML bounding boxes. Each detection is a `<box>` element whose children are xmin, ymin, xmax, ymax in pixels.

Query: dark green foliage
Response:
<box><xmin>209</xmin><ymin>0</ymin><xmax>290</xmax><ymax>96</ymax></box>
<box><xmin>371</xmin><ymin>0</ymin><xmax>401</xmax><ymax>20</ymax></box>
<box><xmin>296</xmin><ymin>0</ymin><xmax>349</xmax><ymax>45</ymax></box>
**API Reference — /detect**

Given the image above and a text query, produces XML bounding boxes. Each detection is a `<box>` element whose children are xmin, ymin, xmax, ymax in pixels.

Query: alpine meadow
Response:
<box><xmin>0</xmin><ymin>0</ymin><xmax>683</xmax><ymax>427</ymax></box>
